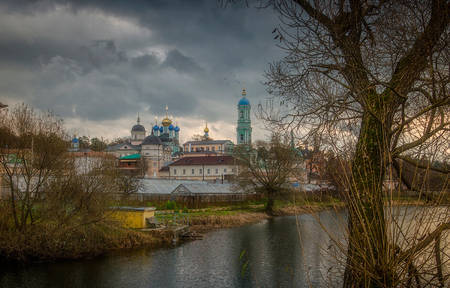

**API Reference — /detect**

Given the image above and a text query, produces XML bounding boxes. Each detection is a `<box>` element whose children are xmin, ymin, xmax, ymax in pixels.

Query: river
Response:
<box><xmin>1</xmin><ymin>208</ymin><xmax>448</xmax><ymax>288</ymax></box>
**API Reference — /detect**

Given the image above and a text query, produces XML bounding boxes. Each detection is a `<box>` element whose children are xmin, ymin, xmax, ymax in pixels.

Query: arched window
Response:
<box><xmin>240</xmin><ymin>110</ymin><xmax>243</xmax><ymax>118</ymax></box>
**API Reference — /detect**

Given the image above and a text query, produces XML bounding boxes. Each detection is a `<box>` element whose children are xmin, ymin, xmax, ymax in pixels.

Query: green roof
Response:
<box><xmin>119</xmin><ymin>153</ymin><xmax>141</xmax><ymax>160</ymax></box>
<box><xmin>7</xmin><ymin>154</ymin><xmax>23</xmax><ymax>164</ymax></box>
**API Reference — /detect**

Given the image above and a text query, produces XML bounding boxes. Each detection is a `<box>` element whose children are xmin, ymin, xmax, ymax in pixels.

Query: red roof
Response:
<box><xmin>170</xmin><ymin>156</ymin><xmax>235</xmax><ymax>166</ymax></box>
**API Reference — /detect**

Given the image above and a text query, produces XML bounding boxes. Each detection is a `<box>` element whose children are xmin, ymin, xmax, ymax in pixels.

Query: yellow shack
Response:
<box><xmin>110</xmin><ymin>207</ymin><xmax>156</xmax><ymax>229</ymax></box>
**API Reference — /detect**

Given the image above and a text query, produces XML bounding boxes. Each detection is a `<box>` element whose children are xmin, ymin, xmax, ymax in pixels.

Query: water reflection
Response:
<box><xmin>2</xmin><ymin>208</ymin><xmax>445</xmax><ymax>288</ymax></box>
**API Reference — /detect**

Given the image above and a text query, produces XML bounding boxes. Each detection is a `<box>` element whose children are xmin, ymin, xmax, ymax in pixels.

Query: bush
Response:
<box><xmin>165</xmin><ymin>200</ymin><xmax>177</xmax><ymax>210</ymax></box>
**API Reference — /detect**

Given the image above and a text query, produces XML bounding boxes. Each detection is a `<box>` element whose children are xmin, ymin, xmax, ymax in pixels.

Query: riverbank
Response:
<box><xmin>171</xmin><ymin>201</ymin><xmax>344</xmax><ymax>233</ymax></box>
<box><xmin>2</xmin><ymin>197</ymin><xmax>443</xmax><ymax>264</ymax></box>
<box><xmin>0</xmin><ymin>223</ymin><xmax>161</xmax><ymax>264</ymax></box>
<box><xmin>161</xmin><ymin>197</ymin><xmax>446</xmax><ymax>234</ymax></box>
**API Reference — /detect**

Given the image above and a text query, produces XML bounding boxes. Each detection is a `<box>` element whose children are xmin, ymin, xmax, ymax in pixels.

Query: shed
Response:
<box><xmin>110</xmin><ymin>206</ymin><xmax>156</xmax><ymax>229</ymax></box>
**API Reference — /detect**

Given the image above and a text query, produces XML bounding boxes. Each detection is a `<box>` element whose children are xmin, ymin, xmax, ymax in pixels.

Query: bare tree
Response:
<box><xmin>115</xmin><ymin>171</ymin><xmax>144</xmax><ymax>197</ymax></box>
<box><xmin>233</xmin><ymin>135</ymin><xmax>303</xmax><ymax>214</ymax></box>
<box><xmin>0</xmin><ymin>104</ymin><xmax>68</xmax><ymax>231</ymax></box>
<box><xmin>257</xmin><ymin>1</ymin><xmax>449</xmax><ymax>286</ymax></box>
<box><xmin>191</xmin><ymin>134</ymin><xmax>213</xmax><ymax>141</ymax></box>
<box><xmin>0</xmin><ymin>104</ymin><xmax>122</xmax><ymax>261</ymax></box>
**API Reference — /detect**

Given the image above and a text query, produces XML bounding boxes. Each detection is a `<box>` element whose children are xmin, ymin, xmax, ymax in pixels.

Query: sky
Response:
<box><xmin>0</xmin><ymin>0</ymin><xmax>283</xmax><ymax>144</ymax></box>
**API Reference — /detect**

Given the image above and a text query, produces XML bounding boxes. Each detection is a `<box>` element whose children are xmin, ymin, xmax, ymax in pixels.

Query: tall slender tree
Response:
<box><xmin>258</xmin><ymin>1</ymin><xmax>449</xmax><ymax>286</ymax></box>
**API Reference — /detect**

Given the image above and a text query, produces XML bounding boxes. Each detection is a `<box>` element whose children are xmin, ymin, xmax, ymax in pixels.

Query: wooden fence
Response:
<box><xmin>120</xmin><ymin>188</ymin><xmax>341</xmax><ymax>209</ymax></box>
<box><xmin>122</xmin><ymin>193</ymin><xmax>263</xmax><ymax>208</ymax></box>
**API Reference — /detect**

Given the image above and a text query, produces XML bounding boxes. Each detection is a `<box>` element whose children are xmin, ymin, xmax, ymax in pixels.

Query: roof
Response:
<box><xmin>142</xmin><ymin>134</ymin><xmax>162</xmax><ymax>145</ymax></box>
<box><xmin>184</xmin><ymin>140</ymin><xmax>233</xmax><ymax>145</ymax></box>
<box><xmin>172</xmin><ymin>183</ymin><xmax>244</xmax><ymax>195</ymax></box>
<box><xmin>110</xmin><ymin>206</ymin><xmax>155</xmax><ymax>212</ymax></box>
<box><xmin>170</xmin><ymin>155</ymin><xmax>235</xmax><ymax>166</ymax></box>
<box><xmin>393</xmin><ymin>158</ymin><xmax>449</xmax><ymax>192</ymax></box>
<box><xmin>238</xmin><ymin>97</ymin><xmax>250</xmax><ymax>106</ymax></box>
<box><xmin>0</xmin><ymin>102</ymin><xmax>7</xmax><ymax>108</ymax></box>
<box><xmin>140</xmin><ymin>179</ymin><xmax>190</xmax><ymax>194</ymax></box>
<box><xmin>106</xmin><ymin>141</ymin><xmax>141</xmax><ymax>152</ymax></box>
<box><xmin>159</xmin><ymin>166</ymin><xmax>170</xmax><ymax>172</ymax></box>
<box><xmin>69</xmin><ymin>151</ymin><xmax>112</xmax><ymax>158</ymax></box>
<box><xmin>139</xmin><ymin>179</ymin><xmax>245</xmax><ymax>195</ymax></box>
<box><xmin>119</xmin><ymin>153</ymin><xmax>141</xmax><ymax>160</ymax></box>
<box><xmin>183</xmin><ymin>151</ymin><xmax>224</xmax><ymax>156</ymax></box>
<box><xmin>131</xmin><ymin>124</ymin><xmax>146</xmax><ymax>132</ymax></box>
<box><xmin>159</xmin><ymin>133</ymin><xmax>173</xmax><ymax>143</ymax></box>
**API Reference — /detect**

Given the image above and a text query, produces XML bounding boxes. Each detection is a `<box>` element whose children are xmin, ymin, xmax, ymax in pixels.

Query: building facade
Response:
<box><xmin>167</xmin><ymin>156</ymin><xmax>237</xmax><ymax>181</ymax></box>
<box><xmin>183</xmin><ymin>140</ymin><xmax>234</xmax><ymax>157</ymax></box>
<box><xmin>236</xmin><ymin>89</ymin><xmax>252</xmax><ymax>145</ymax></box>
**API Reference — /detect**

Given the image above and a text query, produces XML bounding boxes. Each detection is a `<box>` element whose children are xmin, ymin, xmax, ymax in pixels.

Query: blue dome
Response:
<box><xmin>168</xmin><ymin>124</ymin><xmax>174</xmax><ymax>131</ymax></box>
<box><xmin>153</xmin><ymin>125</ymin><xmax>159</xmax><ymax>131</ymax></box>
<box><xmin>159</xmin><ymin>126</ymin><xmax>164</xmax><ymax>132</ymax></box>
<box><xmin>238</xmin><ymin>97</ymin><xmax>250</xmax><ymax>106</ymax></box>
<box><xmin>174</xmin><ymin>126</ymin><xmax>180</xmax><ymax>132</ymax></box>
<box><xmin>72</xmin><ymin>138</ymin><xmax>79</xmax><ymax>143</ymax></box>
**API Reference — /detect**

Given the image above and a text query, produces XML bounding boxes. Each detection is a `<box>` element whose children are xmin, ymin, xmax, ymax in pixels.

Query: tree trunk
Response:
<box><xmin>266</xmin><ymin>191</ymin><xmax>275</xmax><ymax>215</ymax></box>
<box><xmin>344</xmin><ymin>112</ymin><xmax>391</xmax><ymax>288</ymax></box>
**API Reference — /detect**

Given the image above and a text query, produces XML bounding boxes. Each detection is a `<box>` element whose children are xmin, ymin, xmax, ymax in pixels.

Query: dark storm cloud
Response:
<box><xmin>131</xmin><ymin>54</ymin><xmax>159</xmax><ymax>71</ymax></box>
<box><xmin>81</xmin><ymin>40</ymin><xmax>127</xmax><ymax>70</ymax></box>
<box><xmin>0</xmin><ymin>0</ymin><xmax>282</xmax><ymax>139</ymax></box>
<box><xmin>162</xmin><ymin>49</ymin><xmax>203</xmax><ymax>74</ymax></box>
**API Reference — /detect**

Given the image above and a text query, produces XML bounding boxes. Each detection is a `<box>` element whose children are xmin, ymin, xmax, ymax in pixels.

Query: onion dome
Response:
<box><xmin>132</xmin><ymin>113</ymin><xmax>146</xmax><ymax>132</ymax></box>
<box><xmin>168</xmin><ymin>124</ymin><xmax>174</xmax><ymax>131</ymax></box>
<box><xmin>142</xmin><ymin>134</ymin><xmax>162</xmax><ymax>145</ymax></box>
<box><xmin>174</xmin><ymin>126</ymin><xmax>180</xmax><ymax>132</ymax></box>
<box><xmin>159</xmin><ymin>126</ymin><xmax>164</xmax><ymax>133</ymax></box>
<box><xmin>72</xmin><ymin>137</ymin><xmax>79</xmax><ymax>143</ymax></box>
<box><xmin>162</xmin><ymin>117</ymin><xmax>172</xmax><ymax>127</ymax></box>
<box><xmin>204</xmin><ymin>126</ymin><xmax>209</xmax><ymax>133</ymax></box>
<box><xmin>161</xmin><ymin>104</ymin><xmax>172</xmax><ymax>126</ymax></box>
<box><xmin>238</xmin><ymin>88</ymin><xmax>250</xmax><ymax>106</ymax></box>
<box><xmin>153</xmin><ymin>125</ymin><xmax>159</xmax><ymax>131</ymax></box>
<box><xmin>131</xmin><ymin>124</ymin><xmax>146</xmax><ymax>132</ymax></box>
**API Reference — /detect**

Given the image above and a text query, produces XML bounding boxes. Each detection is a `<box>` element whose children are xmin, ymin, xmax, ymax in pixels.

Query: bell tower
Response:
<box><xmin>236</xmin><ymin>89</ymin><xmax>252</xmax><ymax>145</ymax></box>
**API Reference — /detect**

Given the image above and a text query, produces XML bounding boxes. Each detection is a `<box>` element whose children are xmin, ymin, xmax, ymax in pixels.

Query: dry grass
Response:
<box><xmin>0</xmin><ymin>223</ymin><xmax>159</xmax><ymax>263</ymax></box>
<box><xmin>189</xmin><ymin>212</ymin><xmax>271</xmax><ymax>233</ymax></box>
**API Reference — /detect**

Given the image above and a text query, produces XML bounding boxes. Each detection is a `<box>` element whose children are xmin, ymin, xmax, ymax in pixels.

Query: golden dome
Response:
<box><xmin>162</xmin><ymin>117</ymin><xmax>172</xmax><ymax>127</ymax></box>
<box><xmin>161</xmin><ymin>104</ymin><xmax>172</xmax><ymax>126</ymax></box>
<box><xmin>204</xmin><ymin>122</ymin><xmax>209</xmax><ymax>133</ymax></box>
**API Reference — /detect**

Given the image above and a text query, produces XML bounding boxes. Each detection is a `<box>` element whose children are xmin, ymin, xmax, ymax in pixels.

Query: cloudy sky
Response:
<box><xmin>0</xmin><ymin>0</ymin><xmax>283</xmax><ymax>143</ymax></box>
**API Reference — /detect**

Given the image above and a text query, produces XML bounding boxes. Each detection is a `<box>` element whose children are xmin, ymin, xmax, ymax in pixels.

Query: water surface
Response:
<box><xmin>1</xmin><ymin>211</ymin><xmax>345</xmax><ymax>288</ymax></box>
<box><xmin>3</xmin><ymin>207</ymin><xmax>447</xmax><ymax>288</ymax></box>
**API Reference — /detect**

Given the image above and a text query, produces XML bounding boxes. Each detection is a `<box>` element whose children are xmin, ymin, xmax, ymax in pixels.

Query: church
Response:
<box><xmin>107</xmin><ymin>105</ymin><xmax>182</xmax><ymax>177</ymax></box>
<box><xmin>107</xmin><ymin>89</ymin><xmax>252</xmax><ymax>179</ymax></box>
<box><xmin>162</xmin><ymin>89</ymin><xmax>253</xmax><ymax>180</ymax></box>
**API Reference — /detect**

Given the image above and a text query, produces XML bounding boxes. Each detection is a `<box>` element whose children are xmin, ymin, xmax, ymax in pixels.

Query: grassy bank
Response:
<box><xmin>153</xmin><ymin>195</ymin><xmax>447</xmax><ymax>234</ymax></box>
<box><xmin>0</xmin><ymin>223</ymin><xmax>160</xmax><ymax>263</ymax></box>
<box><xmin>155</xmin><ymin>199</ymin><xmax>344</xmax><ymax>233</ymax></box>
<box><xmin>3</xmin><ymin>195</ymin><xmax>442</xmax><ymax>263</ymax></box>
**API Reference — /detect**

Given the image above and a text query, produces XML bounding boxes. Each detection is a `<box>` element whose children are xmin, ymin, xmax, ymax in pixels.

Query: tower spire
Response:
<box><xmin>204</xmin><ymin>121</ymin><xmax>209</xmax><ymax>138</ymax></box>
<box><xmin>137</xmin><ymin>112</ymin><xmax>140</xmax><ymax>124</ymax></box>
<box><xmin>237</xmin><ymin>88</ymin><xmax>252</xmax><ymax>145</ymax></box>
